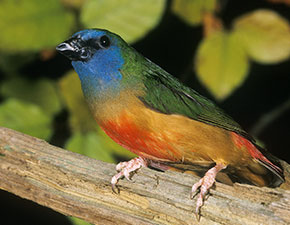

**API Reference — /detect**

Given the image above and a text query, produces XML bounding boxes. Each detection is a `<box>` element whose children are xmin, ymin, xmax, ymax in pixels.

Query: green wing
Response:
<box><xmin>138</xmin><ymin>60</ymin><xmax>253</xmax><ymax>141</ymax></box>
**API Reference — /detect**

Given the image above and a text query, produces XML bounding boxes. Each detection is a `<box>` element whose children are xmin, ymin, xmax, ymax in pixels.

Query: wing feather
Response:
<box><xmin>137</xmin><ymin>62</ymin><xmax>253</xmax><ymax>141</ymax></box>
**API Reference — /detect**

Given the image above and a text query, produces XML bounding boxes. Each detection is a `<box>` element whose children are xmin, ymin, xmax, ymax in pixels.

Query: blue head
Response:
<box><xmin>56</xmin><ymin>29</ymin><xmax>128</xmax><ymax>103</ymax></box>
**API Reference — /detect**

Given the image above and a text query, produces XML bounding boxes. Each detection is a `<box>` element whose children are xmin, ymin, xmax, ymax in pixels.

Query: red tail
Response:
<box><xmin>231</xmin><ymin>132</ymin><xmax>284</xmax><ymax>186</ymax></box>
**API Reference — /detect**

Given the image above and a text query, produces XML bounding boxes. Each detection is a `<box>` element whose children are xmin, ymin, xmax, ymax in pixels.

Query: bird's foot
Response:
<box><xmin>190</xmin><ymin>163</ymin><xmax>226</xmax><ymax>220</ymax></box>
<box><xmin>111</xmin><ymin>157</ymin><xmax>148</xmax><ymax>193</ymax></box>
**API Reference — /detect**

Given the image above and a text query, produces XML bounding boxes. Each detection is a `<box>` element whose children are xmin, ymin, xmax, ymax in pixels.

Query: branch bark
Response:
<box><xmin>0</xmin><ymin>127</ymin><xmax>289</xmax><ymax>225</ymax></box>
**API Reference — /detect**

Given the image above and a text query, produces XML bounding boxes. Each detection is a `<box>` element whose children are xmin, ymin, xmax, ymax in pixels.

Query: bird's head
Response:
<box><xmin>56</xmin><ymin>29</ymin><xmax>132</xmax><ymax>101</ymax></box>
<box><xmin>56</xmin><ymin>29</ymin><xmax>125</xmax><ymax>63</ymax></box>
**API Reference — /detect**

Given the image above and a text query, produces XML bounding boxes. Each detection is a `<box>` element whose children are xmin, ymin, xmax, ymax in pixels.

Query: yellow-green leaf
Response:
<box><xmin>195</xmin><ymin>31</ymin><xmax>249</xmax><ymax>100</ymax></box>
<box><xmin>81</xmin><ymin>0</ymin><xmax>165</xmax><ymax>43</ymax></box>
<box><xmin>172</xmin><ymin>0</ymin><xmax>216</xmax><ymax>25</ymax></box>
<box><xmin>233</xmin><ymin>9</ymin><xmax>290</xmax><ymax>64</ymax></box>
<box><xmin>61</xmin><ymin>0</ymin><xmax>85</xmax><ymax>9</ymax></box>
<box><xmin>1</xmin><ymin>78</ymin><xmax>62</xmax><ymax>116</ymax></box>
<box><xmin>58</xmin><ymin>71</ymin><xmax>96</xmax><ymax>132</ymax></box>
<box><xmin>0</xmin><ymin>53</ymin><xmax>36</xmax><ymax>75</ymax></box>
<box><xmin>65</xmin><ymin>131</ymin><xmax>115</xmax><ymax>163</ymax></box>
<box><xmin>0</xmin><ymin>98</ymin><xmax>52</xmax><ymax>139</ymax></box>
<box><xmin>68</xmin><ymin>217</ymin><xmax>91</xmax><ymax>225</ymax></box>
<box><xmin>0</xmin><ymin>0</ymin><xmax>75</xmax><ymax>52</ymax></box>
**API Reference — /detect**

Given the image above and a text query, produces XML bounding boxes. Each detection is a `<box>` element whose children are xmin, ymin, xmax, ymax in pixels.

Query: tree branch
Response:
<box><xmin>0</xmin><ymin>127</ymin><xmax>289</xmax><ymax>225</ymax></box>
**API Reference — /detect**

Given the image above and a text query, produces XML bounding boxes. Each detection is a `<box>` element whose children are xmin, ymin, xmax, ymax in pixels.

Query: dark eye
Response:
<box><xmin>99</xmin><ymin>35</ymin><xmax>110</xmax><ymax>48</ymax></box>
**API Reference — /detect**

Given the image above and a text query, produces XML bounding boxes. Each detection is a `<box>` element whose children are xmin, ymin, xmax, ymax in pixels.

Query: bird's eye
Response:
<box><xmin>99</xmin><ymin>35</ymin><xmax>111</xmax><ymax>48</ymax></box>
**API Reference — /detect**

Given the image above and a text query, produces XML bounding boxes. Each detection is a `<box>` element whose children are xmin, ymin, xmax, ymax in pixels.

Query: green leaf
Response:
<box><xmin>68</xmin><ymin>217</ymin><xmax>91</xmax><ymax>225</ymax></box>
<box><xmin>172</xmin><ymin>0</ymin><xmax>216</xmax><ymax>25</ymax></box>
<box><xmin>65</xmin><ymin>131</ymin><xmax>115</xmax><ymax>163</ymax></box>
<box><xmin>195</xmin><ymin>31</ymin><xmax>249</xmax><ymax>100</ymax></box>
<box><xmin>0</xmin><ymin>53</ymin><xmax>36</xmax><ymax>75</ymax></box>
<box><xmin>61</xmin><ymin>0</ymin><xmax>86</xmax><ymax>9</ymax></box>
<box><xmin>233</xmin><ymin>9</ymin><xmax>290</xmax><ymax>64</ymax></box>
<box><xmin>58</xmin><ymin>71</ymin><xmax>97</xmax><ymax>132</ymax></box>
<box><xmin>0</xmin><ymin>0</ymin><xmax>75</xmax><ymax>52</ymax></box>
<box><xmin>1</xmin><ymin>78</ymin><xmax>62</xmax><ymax>116</ymax></box>
<box><xmin>0</xmin><ymin>98</ymin><xmax>52</xmax><ymax>139</ymax></box>
<box><xmin>81</xmin><ymin>0</ymin><xmax>165</xmax><ymax>43</ymax></box>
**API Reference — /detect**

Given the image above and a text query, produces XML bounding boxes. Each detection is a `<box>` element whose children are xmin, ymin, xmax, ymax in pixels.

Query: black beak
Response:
<box><xmin>56</xmin><ymin>37</ymin><xmax>83</xmax><ymax>61</ymax></box>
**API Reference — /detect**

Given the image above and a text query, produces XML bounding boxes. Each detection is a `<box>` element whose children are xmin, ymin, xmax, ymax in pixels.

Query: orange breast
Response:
<box><xmin>100</xmin><ymin>112</ymin><xmax>182</xmax><ymax>161</ymax></box>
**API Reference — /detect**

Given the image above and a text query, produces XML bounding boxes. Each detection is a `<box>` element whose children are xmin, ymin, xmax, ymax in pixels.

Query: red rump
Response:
<box><xmin>231</xmin><ymin>132</ymin><xmax>281</xmax><ymax>171</ymax></box>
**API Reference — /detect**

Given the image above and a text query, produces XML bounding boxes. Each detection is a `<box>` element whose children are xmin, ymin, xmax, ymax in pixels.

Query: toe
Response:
<box><xmin>190</xmin><ymin>178</ymin><xmax>203</xmax><ymax>199</ymax></box>
<box><xmin>111</xmin><ymin>157</ymin><xmax>148</xmax><ymax>192</ymax></box>
<box><xmin>111</xmin><ymin>183</ymin><xmax>120</xmax><ymax>194</ymax></box>
<box><xmin>123</xmin><ymin>169</ymin><xmax>132</xmax><ymax>181</ymax></box>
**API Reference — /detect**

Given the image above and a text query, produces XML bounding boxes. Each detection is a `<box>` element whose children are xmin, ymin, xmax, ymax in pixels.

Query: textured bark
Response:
<box><xmin>0</xmin><ymin>127</ymin><xmax>289</xmax><ymax>225</ymax></box>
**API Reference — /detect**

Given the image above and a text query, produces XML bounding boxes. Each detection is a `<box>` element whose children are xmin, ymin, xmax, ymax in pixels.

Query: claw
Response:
<box><xmin>190</xmin><ymin>163</ymin><xmax>226</xmax><ymax>220</ymax></box>
<box><xmin>111</xmin><ymin>157</ymin><xmax>148</xmax><ymax>192</ymax></box>
<box><xmin>111</xmin><ymin>183</ymin><xmax>120</xmax><ymax>194</ymax></box>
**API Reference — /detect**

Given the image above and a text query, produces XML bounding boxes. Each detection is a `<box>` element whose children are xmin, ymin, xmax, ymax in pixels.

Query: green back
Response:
<box><xmin>134</xmin><ymin>58</ymin><xmax>253</xmax><ymax>141</ymax></box>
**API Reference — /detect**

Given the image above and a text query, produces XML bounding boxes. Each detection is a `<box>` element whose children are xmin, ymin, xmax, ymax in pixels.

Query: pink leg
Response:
<box><xmin>111</xmin><ymin>157</ymin><xmax>148</xmax><ymax>193</ymax></box>
<box><xmin>190</xmin><ymin>163</ymin><xmax>226</xmax><ymax>220</ymax></box>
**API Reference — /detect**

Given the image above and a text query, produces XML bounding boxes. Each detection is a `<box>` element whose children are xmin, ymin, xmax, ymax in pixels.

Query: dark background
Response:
<box><xmin>1</xmin><ymin>1</ymin><xmax>289</xmax><ymax>224</ymax></box>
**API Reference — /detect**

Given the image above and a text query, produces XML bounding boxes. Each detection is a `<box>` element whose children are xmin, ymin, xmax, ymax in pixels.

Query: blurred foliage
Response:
<box><xmin>68</xmin><ymin>217</ymin><xmax>91</xmax><ymax>225</ymax></box>
<box><xmin>0</xmin><ymin>1</ymin><xmax>289</xmax><ymax>224</ymax></box>
<box><xmin>1</xmin><ymin>77</ymin><xmax>62</xmax><ymax>115</ymax></box>
<box><xmin>66</xmin><ymin>131</ymin><xmax>115</xmax><ymax>163</ymax></box>
<box><xmin>195</xmin><ymin>30</ymin><xmax>249</xmax><ymax>100</ymax></box>
<box><xmin>194</xmin><ymin>9</ymin><xmax>290</xmax><ymax>100</ymax></box>
<box><xmin>172</xmin><ymin>0</ymin><xmax>216</xmax><ymax>25</ymax></box>
<box><xmin>233</xmin><ymin>9</ymin><xmax>290</xmax><ymax>64</ymax></box>
<box><xmin>0</xmin><ymin>0</ymin><xmax>75</xmax><ymax>52</ymax></box>
<box><xmin>0</xmin><ymin>53</ymin><xmax>37</xmax><ymax>75</ymax></box>
<box><xmin>81</xmin><ymin>0</ymin><xmax>166</xmax><ymax>43</ymax></box>
<box><xmin>61</xmin><ymin>0</ymin><xmax>86</xmax><ymax>9</ymax></box>
<box><xmin>0</xmin><ymin>98</ymin><xmax>52</xmax><ymax>139</ymax></box>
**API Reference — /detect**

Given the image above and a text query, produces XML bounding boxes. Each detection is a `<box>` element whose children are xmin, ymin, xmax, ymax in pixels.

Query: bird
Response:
<box><xmin>56</xmin><ymin>28</ymin><xmax>284</xmax><ymax>218</ymax></box>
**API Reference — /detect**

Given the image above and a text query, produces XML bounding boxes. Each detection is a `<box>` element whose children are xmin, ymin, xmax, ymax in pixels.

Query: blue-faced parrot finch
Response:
<box><xmin>56</xmin><ymin>29</ymin><xmax>284</xmax><ymax>217</ymax></box>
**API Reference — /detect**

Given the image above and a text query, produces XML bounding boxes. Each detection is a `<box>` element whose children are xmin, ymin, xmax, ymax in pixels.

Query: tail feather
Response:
<box><xmin>254</xmin><ymin>144</ymin><xmax>284</xmax><ymax>187</ymax></box>
<box><xmin>231</xmin><ymin>132</ymin><xmax>284</xmax><ymax>187</ymax></box>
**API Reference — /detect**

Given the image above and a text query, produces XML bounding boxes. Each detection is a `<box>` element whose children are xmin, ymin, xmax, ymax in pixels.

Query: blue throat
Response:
<box><xmin>72</xmin><ymin>45</ymin><xmax>124</xmax><ymax>104</ymax></box>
